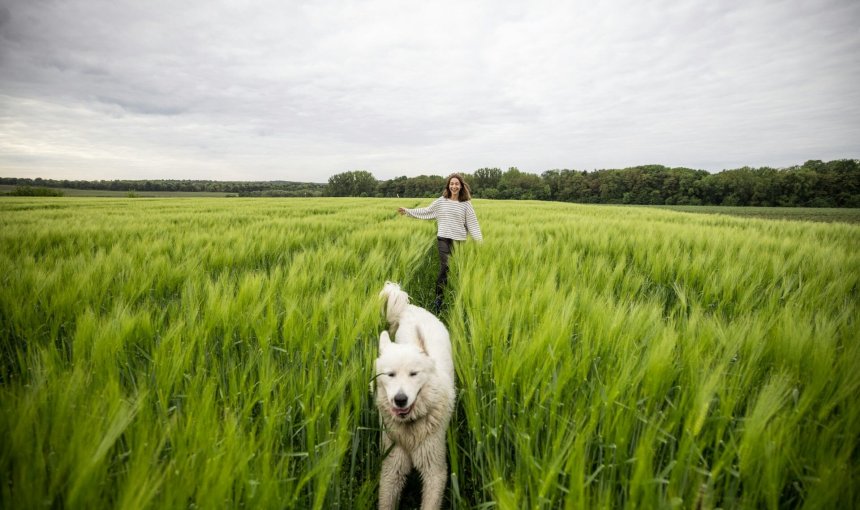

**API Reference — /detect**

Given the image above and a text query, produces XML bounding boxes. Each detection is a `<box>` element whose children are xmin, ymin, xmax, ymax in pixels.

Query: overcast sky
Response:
<box><xmin>1</xmin><ymin>0</ymin><xmax>858</xmax><ymax>182</ymax></box>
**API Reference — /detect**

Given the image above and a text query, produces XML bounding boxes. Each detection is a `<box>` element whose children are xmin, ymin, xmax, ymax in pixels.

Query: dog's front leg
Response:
<box><xmin>379</xmin><ymin>440</ymin><xmax>412</xmax><ymax>510</ymax></box>
<box><xmin>420</xmin><ymin>466</ymin><xmax>446</xmax><ymax>510</ymax></box>
<box><xmin>413</xmin><ymin>438</ymin><xmax>447</xmax><ymax>510</ymax></box>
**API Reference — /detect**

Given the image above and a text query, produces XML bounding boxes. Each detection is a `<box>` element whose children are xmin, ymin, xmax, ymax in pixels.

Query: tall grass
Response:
<box><xmin>1</xmin><ymin>197</ymin><xmax>857</xmax><ymax>508</ymax></box>
<box><xmin>450</xmin><ymin>201</ymin><xmax>859</xmax><ymax>508</ymax></box>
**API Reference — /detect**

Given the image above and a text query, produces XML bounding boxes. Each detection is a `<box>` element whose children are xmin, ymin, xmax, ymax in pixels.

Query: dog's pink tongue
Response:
<box><xmin>393</xmin><ymin>406</ymin><xmax>411</xmax><ymax>416</ymax></box>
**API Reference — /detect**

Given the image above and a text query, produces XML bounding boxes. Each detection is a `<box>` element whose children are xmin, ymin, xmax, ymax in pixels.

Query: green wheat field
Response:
<box><xmin>1</xmin><ymin>198</ymin><xmax>858</xmax><ymax>509</ymax></box>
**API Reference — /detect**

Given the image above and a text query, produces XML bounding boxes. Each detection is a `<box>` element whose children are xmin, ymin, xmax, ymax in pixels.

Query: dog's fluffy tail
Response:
<box><xmin>379</xmin><ymin>281</ymin><xmax>409</xmax><ymax>325</ymax></box>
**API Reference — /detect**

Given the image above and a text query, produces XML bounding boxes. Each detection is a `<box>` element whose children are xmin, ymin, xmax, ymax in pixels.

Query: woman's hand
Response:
<box><xmin>397</xmin><ymin>207</ymin><xmax>406</xmax><ymax>215</ymax></box>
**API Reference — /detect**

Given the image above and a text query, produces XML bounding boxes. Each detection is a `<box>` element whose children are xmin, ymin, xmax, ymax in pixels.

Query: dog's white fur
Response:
<box><xmin>375</xmin><ymin>282</ymin><xmax>455</xmax><ymax>510</ymax></box>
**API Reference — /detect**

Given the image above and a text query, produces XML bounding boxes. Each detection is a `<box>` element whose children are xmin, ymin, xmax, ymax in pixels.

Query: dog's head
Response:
<box><xmin>375</xmin><ymin>329</ymin><xmax>436</xmax><ymax>422</ymax></box>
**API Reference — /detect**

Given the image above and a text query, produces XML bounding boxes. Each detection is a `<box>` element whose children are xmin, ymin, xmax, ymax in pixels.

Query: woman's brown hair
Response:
<box><xmin>442</xmin><ymin>173</ymin><xmax>472</xmax><ymax>202</ymax></box>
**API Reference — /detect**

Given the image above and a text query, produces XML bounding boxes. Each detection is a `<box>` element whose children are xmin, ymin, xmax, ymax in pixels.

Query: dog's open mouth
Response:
<box><xmin>391</xmin><ymin>404</ymin><xmax>413</xmax><ymax>417</ymax></box>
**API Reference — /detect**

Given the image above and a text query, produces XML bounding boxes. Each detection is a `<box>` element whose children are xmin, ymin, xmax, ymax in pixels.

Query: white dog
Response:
<box><xmin>375</xmin><ymin>282</ymin><xmax>456</xmax><ymax>510</ymax></box>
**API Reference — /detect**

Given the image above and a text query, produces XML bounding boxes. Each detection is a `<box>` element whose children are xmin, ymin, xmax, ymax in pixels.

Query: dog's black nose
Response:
<box><xmin>394</xmin><ymin>393</ymin><xmax>408</xmax><ymax>408</ymax></box>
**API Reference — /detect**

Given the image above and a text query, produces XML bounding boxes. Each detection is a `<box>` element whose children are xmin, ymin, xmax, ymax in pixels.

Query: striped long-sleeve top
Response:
<box><xmin>404</xmin><ymin>197</ymin><xmax>483</xmax><ymax>241</ymax></box>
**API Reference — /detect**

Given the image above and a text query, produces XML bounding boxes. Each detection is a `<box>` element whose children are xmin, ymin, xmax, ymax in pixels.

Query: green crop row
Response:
<box><xmin>1</xmin><ymin>197</ymin><xmax>857</xmax><ymax>509</ymax></box>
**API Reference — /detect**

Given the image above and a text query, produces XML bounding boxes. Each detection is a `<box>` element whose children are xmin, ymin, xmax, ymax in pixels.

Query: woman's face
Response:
<box><xmin>448</xmin><ymin>178</ymin><xmax>461</xmax><ymax>195</ymax></box>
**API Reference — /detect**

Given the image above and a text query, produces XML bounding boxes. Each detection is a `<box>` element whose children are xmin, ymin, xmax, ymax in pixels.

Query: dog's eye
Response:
<box><xmin>387</xmin><ymin>372</ymin><xmax>395</xmax><ymax>377</ymax></box>
<box><xmin>409</xmin><ymin>371</ymin><xmax>418</xmax><ymax>377</ymax></box>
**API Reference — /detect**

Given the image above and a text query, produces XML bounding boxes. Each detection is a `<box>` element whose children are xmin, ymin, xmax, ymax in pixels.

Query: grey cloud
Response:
<box><xmin>95</xmin><ymin>95</ymin><xmax>188</xmax><ymax>116</ymax></box>
<box><xmin>0</xmin><ymin>0</ymin><xmax>858</xmax><ymax>180</ymax></box>
<box><xmin>0</xmin><ymin>6</ymin><xmax>10</xmax><ymax>32</ymax></box>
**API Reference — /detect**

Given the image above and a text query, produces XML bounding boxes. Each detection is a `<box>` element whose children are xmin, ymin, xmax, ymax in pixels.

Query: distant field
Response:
<box><xmin>3</xmin><ymin>186</ymin><xmax>858</xmax><ymax>222</ymax></box>
<box><xmin>0</xmin><ymin>184</ymin><xmax>237</xmax><ymax>197</ymax></box>
<box><xmin>1</xmin><ymin>198</ymin><xmax>858</xmax><ymax>508</ymax></box>
<box><xmin>654</xmin><ymin>204</ymin><xmax>860</xmax><ymax>223</ymax></box>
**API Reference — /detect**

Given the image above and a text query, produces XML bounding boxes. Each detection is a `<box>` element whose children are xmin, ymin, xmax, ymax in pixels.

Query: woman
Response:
<box><xmin>398</xmin><ymin>173</ymin><xmax>482</xmax><ymax>312</ymax></box>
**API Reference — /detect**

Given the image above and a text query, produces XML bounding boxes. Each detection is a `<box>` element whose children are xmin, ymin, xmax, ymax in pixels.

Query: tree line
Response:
<box><xmin>0</xmin><ymin>178</ymin><xmax>325</xmax><ymax>197</ymax></box>
<box><xmin>2</xmin><ymin>159</ymin><xmax>857</xmax><ymax>206</ymax></box>
<box><xmin>327</xmin><ymin>160</ymin><xmax>859</xmax><ymax>207</ymax></box>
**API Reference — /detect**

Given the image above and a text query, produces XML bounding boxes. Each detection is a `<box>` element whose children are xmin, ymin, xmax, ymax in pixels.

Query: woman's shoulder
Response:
<box><xmin>439</xmin><ymin>196</ymin><xmax>472</xmax><ymax>206</ymax></box>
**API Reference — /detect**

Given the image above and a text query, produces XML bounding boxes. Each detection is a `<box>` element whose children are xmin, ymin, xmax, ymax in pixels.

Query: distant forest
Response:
<box><xmin>2</xmin><ymin>159</ymin><xmax>858</xmax><ymax>207</ymax></box>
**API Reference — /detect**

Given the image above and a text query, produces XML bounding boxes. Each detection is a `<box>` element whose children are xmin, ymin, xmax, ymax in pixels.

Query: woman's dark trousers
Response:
<box><xmin>435</xmin><ymin>237</ymin><xmax>455</xmax><ymax>312</ymax></box>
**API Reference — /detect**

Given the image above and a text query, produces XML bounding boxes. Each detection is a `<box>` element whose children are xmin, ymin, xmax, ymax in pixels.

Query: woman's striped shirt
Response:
<box><xmin>404</xmin><ymin>197</ymin><xmax>483</xmax><ymax>241</ymax></box>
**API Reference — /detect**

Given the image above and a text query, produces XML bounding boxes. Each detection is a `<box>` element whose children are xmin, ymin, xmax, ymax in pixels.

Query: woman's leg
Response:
<box><xmin>435</xmin><ymin>237</ymin><xmax>454</xmax><ymax>311</ymax></box>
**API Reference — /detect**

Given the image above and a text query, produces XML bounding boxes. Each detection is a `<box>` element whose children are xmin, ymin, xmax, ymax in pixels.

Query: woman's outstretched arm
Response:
<box><xmin>399</xmin><ymin>198</ymin><xmax>440</xmax><ymax>220</ymax></box>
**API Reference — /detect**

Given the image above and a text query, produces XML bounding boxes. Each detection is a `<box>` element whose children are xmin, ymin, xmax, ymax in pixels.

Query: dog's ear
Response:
<box><xmin>379</xmin><ymin>331</ymin><xmax>393</xmax><ymax>354</ymax></box>
<box><xmin>415</xmin><ymin>326</ymin><xmax>427</xmax><ymax>354</ymax></box>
